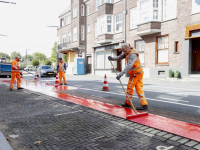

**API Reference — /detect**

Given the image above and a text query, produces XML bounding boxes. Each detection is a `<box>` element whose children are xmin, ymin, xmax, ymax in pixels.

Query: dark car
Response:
<box><xmin>37</xmin><ymin>65</ymin><xmax>56</xmax><ymax>78</ymax></box>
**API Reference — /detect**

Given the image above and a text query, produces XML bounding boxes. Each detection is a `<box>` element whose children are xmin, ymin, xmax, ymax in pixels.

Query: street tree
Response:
<box><xmin>50</xmin><ymin>42</ymin><xmax>57</xmax><ymax>63</ymax></box>
<box><xmin>0</xmin><ymin>52</ymin><xmax>10</xmax><ymax>61</ymax></box>
<box><xmin>31</xmin><ymin>59</ymin><xmax>39</xmax><ymax>66</ymax></box>
<box><xmin>33</xmin><ymin>52</ymin><xmax>47</xmax><ymax>61</ymax></box>
<box><xmin>45</xmin><ymin>60</ymin><xmax>52</xmax><ymax>65</ymax></box>
<box><xmin>22</xmin><ymin>54</ymin><xmax>34</xmax><ymax>62</ymax></box>
<box><xmin>11</xmin><ymin>51</ymin><xmax>22</xmax><ymax>60</ymax></box>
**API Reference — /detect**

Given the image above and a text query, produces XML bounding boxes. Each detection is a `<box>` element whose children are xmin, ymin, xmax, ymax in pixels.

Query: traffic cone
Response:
<box><xmin>20</xmin><ymin>73</ymin><xmax>23</xmax><ymax>78</ymax></box>
<box><xmin>102</xmin><ymin>74</ymin><xmax>110</xmax><ymax>91</ymax></box>
<box><xmin>34</xmin><ymin>72</ymin><xmax>38</xmax><ymax>80</ymax></box>
<box><xmin>54</xmin><ymin>73</ymin><xmax>59</xmax><ymax>87</ymax></box>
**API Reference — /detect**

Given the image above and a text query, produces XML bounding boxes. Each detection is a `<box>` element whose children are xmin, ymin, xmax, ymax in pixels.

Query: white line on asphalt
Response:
<box><xmin>157</xmin><ymin>97</ymin><xmax>189</xmax><ymax>102</ymax></box>
<box><xmin>54</xmin><ymin>110</ymin><xmax>83</xmax><ymax>116</ymax></box>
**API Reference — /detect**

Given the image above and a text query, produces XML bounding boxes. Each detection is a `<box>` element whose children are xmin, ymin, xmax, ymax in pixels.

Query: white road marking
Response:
<box><xmin>54</xmin><ymin>110</ymin><xmax>83</xmax><ymax>116</ymax></box>
<box><xmin>157</xmin><ymin>97</ymin><xmax>188</xmax><ymax>102</ymax></box>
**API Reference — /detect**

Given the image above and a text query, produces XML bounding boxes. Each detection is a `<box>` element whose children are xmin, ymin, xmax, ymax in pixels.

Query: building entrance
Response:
<box><xmin>191</xmin><ymin>38</ymin><xmax>200</xmax><ymax>73</ymax></box>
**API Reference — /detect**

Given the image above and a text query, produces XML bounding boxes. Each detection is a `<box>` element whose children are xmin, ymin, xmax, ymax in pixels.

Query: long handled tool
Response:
<box><xmin>110</xmin><ymin>60</ymin><xmax>137</xmax><ymax>114</ymax></box>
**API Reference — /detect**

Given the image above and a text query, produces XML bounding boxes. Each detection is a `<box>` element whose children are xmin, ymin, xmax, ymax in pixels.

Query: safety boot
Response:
<box><xmin>10</xmin><ymin>89</ymin><xmax>13</xmax><ymax>91</ymax></box>
<box><xmin>64</xmin><ymin>83</ymin><xmax>67</xmax><ymax>85</ymax></box>
<box><xmin>121</xmin><ymin>102</ymin><xmax>131</xmax><ymax>107</ymax></box>
<box><xmin>136</xmin><ymin>105</ymin><xmax>148</xmax><ymax>110</ymax></box>
<box><xmin>17</xmin><ymin>87</ymin><xmax>24</xmax><ymax>90</ymax></box>
<box><xmin>59</xmin><ymin>83</ymin><xmax>63</xmax><ymax>85</ymax></box>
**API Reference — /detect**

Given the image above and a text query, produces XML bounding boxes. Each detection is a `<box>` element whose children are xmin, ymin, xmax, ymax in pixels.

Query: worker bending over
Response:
<box><xmin>108</xmin><ymin>44</ymin><xmax>148</xmax><ymax>110</ymax></box>
<box><xmin>10</xmin><ymin>56</ymin><xmax>23</xmax><ymax>91</ymax></box>
<box><xmin>57</xmin><ymin>58</ymin><xmax>67</xmax><ymax>85</ymax></box>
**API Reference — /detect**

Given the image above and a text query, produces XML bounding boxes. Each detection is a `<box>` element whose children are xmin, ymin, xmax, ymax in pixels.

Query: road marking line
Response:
<box><xmin>157</xmin><ymin>97</ymin><xmax>188</xmax><ymax>102</ymax></box>
<box><xmin>54</xmin><ymin>110</ymin><xmax>83</xmax><ymax>116</ymax></box>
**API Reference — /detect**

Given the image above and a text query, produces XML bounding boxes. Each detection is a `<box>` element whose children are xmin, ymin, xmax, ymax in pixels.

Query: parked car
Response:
<box><xmin>37</xmin><ymin>65</ymin><xmax>56</xmax><ymax>78</ymax></box>
<box><xmin>24</xmin><ymin>65</ymin><xmax>36</xmax><ymax>71</ymax></box>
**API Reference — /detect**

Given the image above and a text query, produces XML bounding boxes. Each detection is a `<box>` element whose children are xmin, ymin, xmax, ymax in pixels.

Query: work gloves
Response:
<box><xmin>116</xmin><ymin>74</ymin><xmax>121</xmax><ymax>80</ymax></box>
<box><xmin>108</xmin><ymin>56</ymin><xmax>113</xmax><ymax>61</ymax></box>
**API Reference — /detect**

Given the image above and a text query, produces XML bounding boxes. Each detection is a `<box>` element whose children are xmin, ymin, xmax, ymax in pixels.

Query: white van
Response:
<box><xmin>24</xmin><ymin>65</ymin><xmax>35</xmax><ymax>71</ymax></box>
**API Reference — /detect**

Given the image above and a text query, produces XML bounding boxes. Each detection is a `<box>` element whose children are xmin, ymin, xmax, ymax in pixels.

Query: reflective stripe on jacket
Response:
<box><xmin>11</xmin><ymin>59</ymin><xmax>20</xmax><ymax>73</ymax></box>
<box><xmin>126</xmin><ymin>48</ymin><xmax>143</xmax><ymax>75</ymax></box>
<box><xmin>58</xmin><ymin>62</ymin><xmax>65</xmax><ymax>71</ymax></box>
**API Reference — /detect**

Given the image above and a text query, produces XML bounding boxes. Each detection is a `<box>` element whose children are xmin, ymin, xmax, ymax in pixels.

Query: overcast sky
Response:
<box><xmin>0</xmin><ymin>0</ymin><xmax>70</xmax><ymax>58</ymax></box>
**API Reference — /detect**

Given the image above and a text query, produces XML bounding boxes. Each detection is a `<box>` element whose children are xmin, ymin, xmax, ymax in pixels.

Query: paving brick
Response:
<box><xmin>144</xmin><ymin>128</ymin><xmax>155</xmax><ymax>133</ymax></box>
<box><xmin>185</xmin><ymin>141</ymin><xmax>198</xmax><ymax>147</ymax></box>
<box><xmin>163</xmin><ymin>134</ymin><xmax>174</xmax><ymax>139</ymax></box>
<box><xmin>194</xmin><ymin>144</ymin><xmax>200</xmax><ymax>150</ymax></box>
<box><xmin>177</xmin><ymin>138</ymin><xmax>190</xmax><ymax>144</ymax></box>
<box><xmin>170</xmin><ymin>136</ymin><xmax>182</xmax><ymax>141</ymax></box>
<box><xmin>156</xmin><ymin>131</ymin><xmax>168</xmax><ymax>136</ymax></box>
<box><xmin>167</xmin><ymin>140</ymin><xmax>181</xmax><ymax>147</ymax></box>
<box><xmin>179</xmin><ymin>145</ymin><xmax>197</xmax><ymax>150</ymax></box>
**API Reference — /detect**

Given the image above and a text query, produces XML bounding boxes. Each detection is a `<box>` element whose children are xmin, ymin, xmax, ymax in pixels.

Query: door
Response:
<box><xmin>192</xmin><ymin>39</ymin><xmax>200</xmax><ymax>72</ymax></box>
<box><xmin>117</xmin><ymin>50</ymin><xmax>122</xmax><ymax>72</ymax></box>
<box><xmin>87</xmin><ymin>56</ymin><xmax>91</xmax><ymax>74</ymax></box>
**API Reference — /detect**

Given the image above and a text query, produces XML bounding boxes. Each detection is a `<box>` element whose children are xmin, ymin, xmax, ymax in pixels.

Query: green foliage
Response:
<box><xmin>39</xmin><ymin>59</ymin><xmax>45</xmax><ymax>65</ymax></box>
<box><xmin>0</xmin><ymin>52</ymin><xmax>10</xmax><ymax>61</ymax></box>
<box><xmin>33</xmin><ymin>52</ymin><xmax>47</xmax><ymax>61</ymax></box>
<box><xmin>63</xmin><ymin>54</ymin><xmax>67</xmax><ymax>63</ymax></box>
<box><xmin>31</xmin><ymin>59</ymin><xmax>39</xmax><ymax>66</ymax></box>
<box><xmin>22</xmin><ymin>54</ymin><xmax>34</xmax><ymax>62</ymax></box>
<box><xmin>45</xmin><ymin>60</ymin><xmax>52</xmax><ymax>65</ymax></box>
<box><xmin>169</xmin><ymin>69</ymin><xmax>174</xmax><ymax>78</ymax></box>
<box><xmin>174</xmin><ymin>70</ymin><xmax>180</xmax><ymax>78</ymax></box>
<box><xmin>11</xmin><ymin>51</ymin><xmax>22</xmax><ymax>60</ymax></box>
<box><xmin>50</xmin><ymin>42</ymin><xmax>57</xmax><ymax>63</ymax></box>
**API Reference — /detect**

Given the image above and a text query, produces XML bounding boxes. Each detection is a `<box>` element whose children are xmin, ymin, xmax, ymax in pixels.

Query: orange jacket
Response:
<box><xmin>126</xmin><ymin>48</ymin><xmax>143</xmax><ymax>75</ymax></box>
<box><xmin>11</xmin><ymin>59</ymin><xmax>20</xmax><ymax>73</ymax></box>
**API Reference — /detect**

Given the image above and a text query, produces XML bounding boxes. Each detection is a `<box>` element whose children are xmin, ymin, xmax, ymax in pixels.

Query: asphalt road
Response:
<box><xmin>22</xmin><ymin>74</ymin><xmax>200</xmax><ymax>125</ymax></box>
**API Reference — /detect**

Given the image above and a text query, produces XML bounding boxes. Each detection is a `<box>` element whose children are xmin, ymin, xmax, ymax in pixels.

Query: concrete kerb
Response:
<box><xmin>0</xmin><ymin>131</ymin><xmax>13</xmax><ymax>150</ymax></box>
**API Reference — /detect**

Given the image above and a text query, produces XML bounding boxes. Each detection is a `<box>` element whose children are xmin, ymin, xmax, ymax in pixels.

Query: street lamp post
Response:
<box><xmin>26</xmin><ymin>49</ymin><xmax>30</xmax><ymax>65</ymax></box>
<box><xmin>0</xmin><ymin>1</ymin><xmax>16</xmax><ymax>4</ymax></box>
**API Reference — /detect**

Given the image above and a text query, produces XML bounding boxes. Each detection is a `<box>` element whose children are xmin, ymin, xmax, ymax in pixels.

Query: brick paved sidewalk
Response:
<box><xmin>0</xmin><ymin>82</ymin><xmax>200</xmax><ymax>150</ymax></box>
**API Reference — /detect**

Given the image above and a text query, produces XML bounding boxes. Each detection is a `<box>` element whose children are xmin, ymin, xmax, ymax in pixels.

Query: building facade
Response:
<box><xmin>57</xmin><ymin>0</ymin><xmax>200</xmax><ymax>78</ymax></box>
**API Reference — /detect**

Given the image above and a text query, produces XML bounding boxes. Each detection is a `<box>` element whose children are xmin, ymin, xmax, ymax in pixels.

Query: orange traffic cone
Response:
<box><xmin>20</xmin><ymin>73</ymin><xmax>23</xmax><ymax>78</ymax></box>
<box><xmin>54</xmin><ymin>73</ymin><xmax>59</xmax><ymax>87</ymax></box>
<box><xmin>34</xmin><ymin>72</ymin><xmax>38</xmax><ymax>80</ymax></box>
<box><xmin>102</xmin><ymin>74</ymin><xmax>110</xmax><ymax>91</ymax></box>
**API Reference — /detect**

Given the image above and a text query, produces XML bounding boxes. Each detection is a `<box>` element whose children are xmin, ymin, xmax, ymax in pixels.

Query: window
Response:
<box><xmin>68</xmin><ymin>32</ymin><xmax>71</xmax><ymax>43</ymax></box>
<box><xmin>115</xmin><ymin>13</ymin><xmax>122</xmax><ymax>32</ymax></box>
<box><xmin>95</xmin><ymin>50</ymin><xmax>117</xmax><ymax>69</ymax></box>
<box><xmin>130</xmin><ymin>7</ymin><xmax>138</xmax><ymax>29</ymax></box>
<box><xmin>73</xmin><ymin>6</ymin><xmax>77</xmax><ymax>18</ymax></box>
<box><xmin>163</xmin><ymin>0</ymin><xmax>177</xmax><ymax>21</ymax></box>
<box><xmin>66</xmin><ymin>13</ymin><xmax>71</xmax><ymax>25</ymax></box>
<box><xmin>114</xmin><ymin>0</ymin><xmax>120</xmax><ymax>3</ymax></box>
<box><xmin>81</xmin><ymin>26</ymin><xmax>84</xmax><ymax>41</ymax></box>
<box><xmin>192</xmin><ymin>0</ymin><xmax>200</xmax><ymax>14</ymax></box>
<box><xmin>57</xmin><ymin>36</ymin><xmax>60</xmax><ymax>45</ymax></box>
<box><xmin>60</xmin><ymin>18</ymin><xmax>64</xmax><ymax>27</ymax></box>
<box><xmin>107</xmin><ymin>16</ymin><xmax>112</xmax><ymax>32</ymax></box>
<box><xmin>138</xmin><ymin>0</ymin><xmax>160</xmax><ymax>23</ymax></box>
<box><xmin>98</xmin><ymin>16</ymin><xmax>105</xmax><ymax>34</ymax></box>
<box><xmin>175</xmin><ymin>41</ymin><xmax>179</xmax><ymax>53</ymax></box>
<box><xmin>136</xmin><ymin>41</ymin><xmax>145</xmax><ymax>64</ymax></box>
<box><xmin>87</xmin><ymin>4</ymin><xmax>90</xmax><ymax>15</ymax></box>
<box><xmin>105</xmin><ymin>0</ymin><xmax>111</xmax><ymax>3</ymax></box>
<box><xmin>95</xmin><ymin>22</ymin><xmax>97</xmax><ymax>38</ymax></box>
<box><xmin>156</xmin><ymin>35</ymin><xmax>169</xmax><ymax>64</ymax></box>
<box><xmin>96</xmin><ymin>0</ymin><xmax>101</xmax><ymax>10</ymax></box>
<box><xmin>73</xmin><ymin>27</ymin><xmax>77</xmax><ymax>42</ymax></box>
<box><xmin>87</xmin><ymin>25</ymin><xmax>90</xmax><ymax>33</ymax></box>
<box><xmin>62</xmin><ymin>34</ymin><xmax>66</xmax><ymax>48</ymax></box>
<box><xmin>81</xmin><ymin>5</ymin><xmax>84</xmax><ymax>16</ymax></box>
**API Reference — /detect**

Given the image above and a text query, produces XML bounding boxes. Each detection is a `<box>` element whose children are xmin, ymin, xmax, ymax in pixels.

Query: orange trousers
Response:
<box><xmin>125</xmin><ymin>72</ymin><xmax>148</xmax><ymax>106</ymax></box>
<box><xmin>10</xmin><ymin>72</ymin><xmax>21</xmax><ymax>89</ymax></box>
<box><xmin>58</xmin><ymin>71</ymin><xmax>66</xmax><ymax>84</ymax></box>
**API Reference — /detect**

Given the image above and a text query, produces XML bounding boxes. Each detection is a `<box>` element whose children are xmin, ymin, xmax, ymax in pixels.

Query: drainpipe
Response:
<box><xmin>124</xmin><ymin>0</ymin><xmax>127</xmax><ymax>43</ymax></box>
<box><xmin>84</xmin><ymin>2</ymin><xmax>87</xmax><ymax>74</ymax></box>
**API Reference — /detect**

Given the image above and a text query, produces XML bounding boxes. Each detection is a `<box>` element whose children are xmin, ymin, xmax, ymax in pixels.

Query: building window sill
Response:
<box><xmin>190</xmin><ymin>11</ymin><xmax>200</xmax><ymax>15</ymax></box>
<box><xmin>174</xmin><ymin>52</ymin><xmax>180</xmax><ymax>54</ymax></box>
<box><xmin>162</xmin><ymin>17</ymin><xmax>177</xmax><ymax>23</ymax></box>
<box><xmin>155</xmin><ymin>63</ymin><xmax>169</xmax><ymax>66</ymax></box>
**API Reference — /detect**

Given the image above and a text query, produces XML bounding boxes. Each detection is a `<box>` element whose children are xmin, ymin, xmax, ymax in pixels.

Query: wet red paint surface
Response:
<box><xmin>1</xmin><ymin>79</ymin><xmax>200</xmax><ymax>142</ymax></box>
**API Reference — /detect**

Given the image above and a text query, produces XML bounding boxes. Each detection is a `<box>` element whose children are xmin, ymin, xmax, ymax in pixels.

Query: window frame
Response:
<box><xmin>73</xmin><ymin>6</ymin><xmax>77</xmax><ymax>18</ymax></box>
<box><xmin>87</xmin><ymin>25</ymin><xmax>90</xmax><ymax>33</ymax></box>
<box><xmin>130</xmin><ymin>7</ymin><xmax>138</xmax><ymax>29</ymax></box>
<box><xmin>66</xmin><ymin>12</ymin><xmax>71</xmax><ymax>25</ymax></box>
<box><xmin>87</xmin><ymin>4</ymin><xmax>90</xmax><ymax>15</ymax></box>
<box><xmin>135</xmin><ymin>40</ymin><xmax>145</xmax><ymax>64</ymax></box>
<box><xmin>73</xmin><ymin>27</ymin><xmax>77</xmax><ymax>42</ymax></box>
<box><xmin>81</xmin><ymin>25</ymin><xmax>84</xmax><ymax>41</ymax></box>
<box><xmin>156</xmin><ymin>35</ymin><xmax>169</xmax><ymax>64</ymax></box>
<box><xmin>163</xmin><ymin>0</ymin><xmax>177</xmax><ymax>21</ymax></box>
<box><xmin>81</xmin><ymin>5</ymin><xmax>85</xmax><ymax>16</ymax></box>
<box><xmin>105</xmin><ymin>0</ymin><xmax>111</xmax><ymax>3</ymax></box>
<box><xmin>192</xmin><ymin>0</ymin><xmax>200</xmax><ymax>14</ymax></box>
<box><xmin>115</xmin><ymin>13</ymin><xmax>122</xmax><ymax>33</ymax></box>
<box><xmin>97</xmin><ymin>15</ymin><xmax>113</xmax><ymax>36</ymax></box>
<box><xmin>96</xmin><ymin>0</ymin><xmax>101</xmax><ymax>11</ymax></box>
<box><xmin>68</xmin><ymin>32</ymin><xmax>71</xmax><ymax>43</ymax></box>
<box><xmin>114</xmin><ymin>0</ymin><xmax>120</xmax><ymax>3</ymax></box>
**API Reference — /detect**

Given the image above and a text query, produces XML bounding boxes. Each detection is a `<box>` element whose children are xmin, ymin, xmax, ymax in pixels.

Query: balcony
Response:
<box><xmin>98</xmin><ymin>3</ymin><xmax>113</xmax><ymax>17</ymax></box>
<box><xmin>57</xmin><ymin>43</ymin><xmax>67</xmax><ymax>50</ymax></box>
<box><xmin>97</xmin><ymin>34</ymin><xmax>113</xmax><ymax>44</ymax></box>
<box><xmin>136</xmin><ymin>21</ymin><xmax>161</xmax><ymax>36</ymax></box>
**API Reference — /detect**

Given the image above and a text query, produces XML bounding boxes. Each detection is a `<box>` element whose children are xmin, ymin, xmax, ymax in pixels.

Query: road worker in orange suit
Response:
<box><xmin>10</xmin><ymin>56</ymin><xmax>23</xmax><ymax>91</ymax></box>
<box><xmin>108</xmin><ymin>44</ymin><xmax>148</xmax><ymax>110</ymax></box>
<box><xmin>57</xmin><ymin>58</ymin><xmax>67</xmax><ymax>85</ymax></box>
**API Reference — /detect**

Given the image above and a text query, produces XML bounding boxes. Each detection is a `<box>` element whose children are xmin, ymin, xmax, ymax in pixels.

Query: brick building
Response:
<box><xmin>57</xmin><ymin>0</ymin><xmax>200</xmax><ymax>78</ymax></box>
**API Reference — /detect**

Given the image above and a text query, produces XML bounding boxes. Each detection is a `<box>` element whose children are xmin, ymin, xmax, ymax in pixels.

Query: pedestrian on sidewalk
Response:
<box><xmin>108</xmin><ymin>44</ymin><xmax>148</xmax><ymax>110</ymax></box>
<box><xmin>10</xmin><ymin>56</ymin><xmax>23</xmax><ymax>91</ymax></box>
<box><xmin>57</xmin><ymin>58</ymin><xmax>67</xmax><ymax>85</ymax></box>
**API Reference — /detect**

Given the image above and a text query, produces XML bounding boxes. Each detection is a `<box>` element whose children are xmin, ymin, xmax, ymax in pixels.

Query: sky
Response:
<box><xmin>0</xmin><ymin>0</ymin><xmax>71</xmax><ymax>58</ymax></box>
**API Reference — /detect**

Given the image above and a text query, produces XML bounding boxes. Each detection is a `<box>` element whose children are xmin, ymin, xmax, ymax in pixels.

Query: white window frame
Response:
<box><xmin>81</xmin><ymin>25</ymin><xmax>84</xmax><ymax>41</ymax></box>
<box><xmin>87</xmin><ymin>25</ymin><xmax>90</xmax><ymax>33</ymax></box>
<box><xmin>114</xmin><ymin>0</ymin><xmax>120</xmax><ymax>3</ymax></box>
<box><xmin>115</xmin><ymin>13</ymin><xmax>122</xmax><ymax>33</ymax></box>
<box><xmin>81</xmin><ymin>5</ymin><xmax>84</xmax><ymax>16</ymax></box>
<box><xmin>87</xmin><ymin>4</ymin><xmax>90</xmax><ymax>15</ymax></box>
<box><xmin>107</xmin><ymin>15</ymin><xmax>112</xmax><ymax>33</ymax></box>
<box><xmin>66</xmin><ymin>12</ymin><xmax>71</xmax><ymax>25</ymax></box>
<box><xmin>163</xmin><ymin>0</ymin><xmax>177</xmax><ymax>21</ymax></box>
<box><xmin>97</xmin><ymin>15</ymin><xmax>113</xmax><ymax>35</ymax></box>
<box><xmin>57</xmin><ymin>36</ymin><xmax>60</xmax><ymax>45</ymax></box>
<box><xmin>130</xmin><ymin>7</ymin><xmax>138</xmax><ymax>29</ymax></box>
<box><xmin>135</xmin><ymin>40</ymin><xmax>145</xmax><ymax>64</ymax></box>
<box><xmin>62</xmin><ymin>34</ymin><xmax>66</xmax><ymax>48</ymax></box>
<box><xmin>73</xmin><ymin>6</ymin><xmax>77</xmax><ymax>18</ymax></box>
<box><xmin>96</xmin><ymin>0</ymin><xmax>101</xmax><ymax>10</ymax></box>
<box><xmin>192</xmin><ymin>0</ymin><xmax>200</xmax><ymax>14</ymax></box>
<box><xmin>95</xmin><ymin>22</ymin><xmax>97</xmax><ymax>38</ymax></box>
<box><xmin>68</xmin><ymin>32</ymin><xmax>71</xmax><ymax>43</ymax></box>
<box><xmin>105</xmin><ymin>0</ymin><xmax>111</xmax><ymax>3</ymax></box>
<box><xmin>73</xmin><ymin>27</ymin><xmax>77</xmax><ymax>42</ymax></box>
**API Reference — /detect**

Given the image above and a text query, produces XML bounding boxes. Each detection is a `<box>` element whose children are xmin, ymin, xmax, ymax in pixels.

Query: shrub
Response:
<box><xmin>169</xmin><ymin>69</ymin><xmax>174</xmax><ymax>78</ymax></box>
<box><xmin>31</xmin><ymin>59</ymin><xmax>39</xmax><ymax>66</ymax></box>
<box><xmin>45</xmin><ymin>60</ymin><xmax>52</xmax><ymax>65</ymax></box>
<box><xmin>174</xmin><ymin>70</ymin><xmax>180</xmax><ymax>78</ymax></box>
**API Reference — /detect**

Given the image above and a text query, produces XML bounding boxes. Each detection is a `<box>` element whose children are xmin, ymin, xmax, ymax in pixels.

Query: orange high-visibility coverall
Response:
<box><xmin>10</xmin><ymin>59</ymin><xmax>21</xmax><ymax>89</ymax></box>
<box><xmin>58</xmin><ymin>62</ymin><xmax>67</xmax><ymax>84</ymax></box>
<box><xmin>125</xmin><ymin>48</ymin><xmax>148</xmax><ymax>106</ymax></box>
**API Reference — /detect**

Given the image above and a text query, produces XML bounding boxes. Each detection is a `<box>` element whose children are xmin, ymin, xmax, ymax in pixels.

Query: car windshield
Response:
<box><xmin>42</xmin><ymin>66</ymin><xmax>51</xmax><ymax>69</ymax></box>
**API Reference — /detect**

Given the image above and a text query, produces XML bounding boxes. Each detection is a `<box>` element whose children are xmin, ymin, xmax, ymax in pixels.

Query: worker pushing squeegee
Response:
<box><xmin>108</xmin><ymin>43</ymin><xmax>148</xmax><ymax>111</ymax></box>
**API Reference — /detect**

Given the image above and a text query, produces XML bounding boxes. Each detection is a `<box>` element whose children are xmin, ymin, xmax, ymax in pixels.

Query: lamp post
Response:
<box><xmin>47</xmin><ymin>26</ymin><xmax>60</xmax><ymax>65</ymax></box>
<box><xmin>26</xmin><ymin>49</ymin><xmax>30</xmax><ymax>65</ymax></box>
<box><xmin>0</xmin><ymin>1</ymin><xmax>16</xmax><ymax>4</ymax></box>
